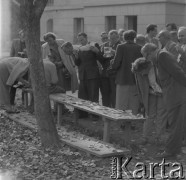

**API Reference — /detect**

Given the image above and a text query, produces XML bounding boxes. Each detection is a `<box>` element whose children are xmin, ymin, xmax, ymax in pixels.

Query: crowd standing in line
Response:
<box><xmin>1</xmin><ymin>22</ymin><xmax>186</xmax><ymax>158</ymax></box>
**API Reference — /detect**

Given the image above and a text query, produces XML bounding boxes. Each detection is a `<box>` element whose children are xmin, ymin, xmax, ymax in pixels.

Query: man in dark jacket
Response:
<box><xmin>132</xmin><ymin>57</ymin><xmax>167</xmax><ymax>144</ymax></box>
<box><xmin>75</xmin><ymin>33</ymin><xmax>102</xmax><ymax>110</ymax></box>
<box><xmin>141</xmin><ymin>43</ymin><xmax>186</xmax><ymax>158</ymax></box>
<box><xmin>112</xmin><ymin>30</ymin><xmax>142</xmax><ymax>114</ymax></box>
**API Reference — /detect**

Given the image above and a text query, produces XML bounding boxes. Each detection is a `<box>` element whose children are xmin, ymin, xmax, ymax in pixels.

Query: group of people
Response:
<box><xmin>1</xmin><ymin>22</ymin><xmax>186</xmax><ymax>158</ymax></box>
<box><xmin>131</xmin><ymin>23</ymin><xmax>186</xmax><ymax>158</ymax></box>
<box><xmin>93</xmin><ymin>23</ymin><xmax>186</xmax><ymax>158</ymax></box>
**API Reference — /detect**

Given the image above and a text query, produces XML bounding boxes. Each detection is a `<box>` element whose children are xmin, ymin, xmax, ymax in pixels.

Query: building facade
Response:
<box><xmin>41</xmin><ymin>0</ymin><xmax>186</xmax><ymax>44</ymax></box>
<box><xmin>1</xmin><ymin>0</ymin><xmax>11</xmax><ymax>56</ymax></box>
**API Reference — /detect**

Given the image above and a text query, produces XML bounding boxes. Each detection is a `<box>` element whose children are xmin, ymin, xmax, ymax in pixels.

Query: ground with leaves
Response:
<box><xmin>1</xmin><ymin>114</ymin><xmax>186</xmax><ymax>180</ymax></box>
<box><xmin>0</xmin><ymin>115</ymin><xmax>113</xmax><ymax>180</ymax></box>
<box><xmin>0</xmin><ymin>90</ymin><xmax>186</xmax><ymax>179</ymax></box>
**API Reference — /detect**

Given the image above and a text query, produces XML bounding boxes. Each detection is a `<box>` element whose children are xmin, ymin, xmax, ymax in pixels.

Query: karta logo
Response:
<box><xmin>110</xmin><ymin>157</ymin><xmax>185</xmax><ymax>179</ymax></box>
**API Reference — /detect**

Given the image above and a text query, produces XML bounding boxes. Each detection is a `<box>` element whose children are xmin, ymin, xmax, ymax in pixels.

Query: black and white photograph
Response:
<box><xmin>0</xmin><ymin>0</ymin><xmax>186</xmax><ymax>179</ymax></box>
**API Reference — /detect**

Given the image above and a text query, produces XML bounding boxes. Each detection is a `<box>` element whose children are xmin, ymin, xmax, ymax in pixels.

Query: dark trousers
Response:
<box><xmin>99</xmin><ymin>77</ymin><xmax>110</xmax><ymax>107</ymax></box>
<box><xmin>78</xmin><ymin>78</ymin><xmax>99</xmax><ymax>117</ymax></box>
<box><xmin>109</xmin><ymin>76</ymin><xmax>116</xmax><ymax>108</ymax></box>
<box><xmin>10</xmin><ymin>86</ymin><xmax>16</xmax><ymax>105</ymax></box>
<box><xmin>165</xmin><ymin>103</ymin><xmax>186</xmax><ymax>154</ymax></box>
<box><xmin>99</xmin><ymin>76</ymin><xmax>116</xmax><ymax>107</ymax></box>
<box><xmin>9</xmin><ymin>72</ymin><xmax>29</xmax><ymax>105</ymax></box>
<box><xmin>78</xmin><ymin>78</ymin><xmax>99</xmax><ymax>102</ymax></box>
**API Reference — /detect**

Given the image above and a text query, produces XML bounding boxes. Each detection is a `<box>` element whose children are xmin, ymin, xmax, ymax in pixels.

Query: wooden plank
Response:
<box><xmin>103</xmin><ymin>117</ymin><xmax>110</xmax><ymax>142</ymax></box>
<box><xmin>49</xmin><ymin>93</ymin><xmax>145</xmax><ymax>144</ymax></box>
<box><xmin>1</xmin><ymin>110</ymin><xmax>129</xmax><ymax>158</ymax></box>
<box><xmin>49</xmin><ymin>94</ymin><xmax>145</xmax><ymax>122</ymax></box>
<box><xmin>58</xmin><ymin>135</ymin><xmax>128</xmax><ymax>158</ymax></box>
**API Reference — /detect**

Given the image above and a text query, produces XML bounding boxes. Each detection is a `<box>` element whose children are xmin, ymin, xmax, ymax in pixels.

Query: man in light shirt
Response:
<box><xmin>43</xmin><ymin>55</ymin><xmax>65</xmax><ymax>94</ymax></box>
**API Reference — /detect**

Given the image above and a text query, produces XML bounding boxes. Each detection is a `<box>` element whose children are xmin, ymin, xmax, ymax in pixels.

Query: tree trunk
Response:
<box><xmin>20</xmin><ymin>0</ymin><xmax>60</xmax><ymax>147</ymax></box>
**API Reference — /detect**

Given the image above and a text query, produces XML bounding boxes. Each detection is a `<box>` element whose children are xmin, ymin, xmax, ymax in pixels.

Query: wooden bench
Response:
<box><xmin>49</xmin><ymin>93</ymin><xmax>145</xmax><ymax>145</ymax></box>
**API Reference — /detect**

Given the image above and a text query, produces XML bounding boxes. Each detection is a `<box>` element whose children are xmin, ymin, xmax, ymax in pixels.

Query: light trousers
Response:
<box><xmin>116</xmin><ymin>85</ymin><xmax>139</xmax><ymax>115</ymax></box>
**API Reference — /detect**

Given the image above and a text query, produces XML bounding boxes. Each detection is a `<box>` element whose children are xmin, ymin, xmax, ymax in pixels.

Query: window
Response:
<box><xmin>46</xmin><ymin>19</ymin><xmax>53</xmax><ymax>32</ymax></box>
<box><xmin>125</xmin><ymin>16</ymin><xmax>137</xmax><ymax>32</ymax></box>
<box><xmin>47</xmin><ymin>0</ymin><xmax>54</xmax><ymax>6</ymax></box>
<box><xmin>73</xmin><ymin>18</ymin><xmax>84</xmax><ymax>43</ymax></box>
<box><xmin>105</xmin><ymin>16</ymin><xmax>116</xmax><ymax>32</ymax></box>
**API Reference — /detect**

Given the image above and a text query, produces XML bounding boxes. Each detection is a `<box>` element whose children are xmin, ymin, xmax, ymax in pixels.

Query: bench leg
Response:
<box><xmin>57</xmin><ymin>104</ymin><xmax>63</xmax><ymax>126</ymax></box>
<box><xmin>103</xmin><ymin>117</ymin><xmax>110</xmax><ymax>142</ymax></box>
<box><xmin>123</xmin><ymin>122</ymin><xmax>131</xmax><ymax>146</ymax></box>
<box><xmin>23</xmin><ymin>92</ymin><xmax>28</xmax><ymax>108</ymax></box>
<box><xmin>74</xmin><ymin>108</ymin><xmax>79</xmax><ymax>124</ymax></box>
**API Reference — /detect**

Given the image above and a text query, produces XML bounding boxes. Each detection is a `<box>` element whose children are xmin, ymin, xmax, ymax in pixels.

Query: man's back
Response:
<box><xmin>76</xmin><ymin>44</ymin><xmax>101</xmax><ymax>80</ymax></box>
<box><xmin>157</xmin><ymin>50</ymin><xmax>186</xmax><ymax>109</ymax></box>
<box><xmin>113</xmin><ymin>42</ymin><xmax>142</xmax><ymax>85</ymax></box>
<box><xmin>43</xmin><ymin>59</ymin><xmax>58</xmax><ymax>86</ymax></box>
<box><xmin>164</xmin><ymin>40</ymin><xmax>179</xmax><ymax>59</ymax></box>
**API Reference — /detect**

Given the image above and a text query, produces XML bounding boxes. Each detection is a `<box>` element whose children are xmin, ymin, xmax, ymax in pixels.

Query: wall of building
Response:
<box><xmin>165</xmin><ymin>2</ymin><xmax>185</xmax><ymax>28</ymax></box>
<box><xmin>1</xmin><ymin>0</ymin><xmax>11</xmax><ymax>56</ymax></box>
<box><xmin>40</xmin><ymin>0</ymin><xmax>186</xmax><ymax>43</ymax></box>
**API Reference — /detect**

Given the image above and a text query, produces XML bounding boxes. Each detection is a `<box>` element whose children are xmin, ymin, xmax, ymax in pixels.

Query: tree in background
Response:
<box><xmin>19</xmin><ymin>0</ymin><xmax>60</xmax><ymax>147</ymax></box>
